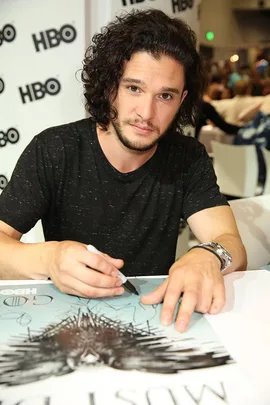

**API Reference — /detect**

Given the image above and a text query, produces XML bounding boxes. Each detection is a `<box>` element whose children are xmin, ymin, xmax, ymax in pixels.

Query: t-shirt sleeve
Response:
<box><xmin>182</xmin><ymin>140</ymin><xmax>228</xmax><ymax>221</ymax></box>
<box><xmin>0</xmin><ymin>134</ymin><xmax>54</xmax><ymax>233</ymax></box>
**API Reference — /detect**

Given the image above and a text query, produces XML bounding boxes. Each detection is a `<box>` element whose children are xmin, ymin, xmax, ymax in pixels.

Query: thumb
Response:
<box><xmin>140</xmin><ymin>278</ymin><xmax>168</xmax><ymax>305</ymax></box>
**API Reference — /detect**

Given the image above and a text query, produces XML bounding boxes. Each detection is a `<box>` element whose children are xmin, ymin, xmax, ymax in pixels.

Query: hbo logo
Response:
<box><xmin>0</xmin><ymin>175</ymin><xmax>8</xmax><ymax>191</ymax></box>
<box><xmin>122</xmin><ymin>0</ymin><xmax>156</xmax><ymax>5</ymax></box>
<box><xmin>171</xmin><ymin>0</ymin><xmax>194</xmax><ymax>13</ymax></box>
<box><xmin>0</xmin><ymin>78</ymin><xmax>4</xmax><ymax>94</ymax></box>
<box><xmin>32</xmin><ymin>24</ymin><xmax>77</xmax><ymax>52</ymax></box>
<box><xmin>0</xmin><ymin>128</ymin><xmax>20</xmax><ymax>148</ymax></box>
<box><xmin>19</xmin><ymin>78</ymin><xmax>61</xmax><ymax>104</ymax></box>
<box><xmin>0</xmin><ymin>24</ymin><xmax>16</xmax><ymax>47</ymax></box>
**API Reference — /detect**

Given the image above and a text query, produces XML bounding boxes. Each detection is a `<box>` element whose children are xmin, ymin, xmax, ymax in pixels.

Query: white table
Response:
<box><xmin>206</xmin><ymin>270</ymin><xmax>270</xmax><ymax>403</ymax></box>
<box><xmin>0</xmin><ymin>271</ymin><xmax>269</xmax><ymax>405</ymax></box>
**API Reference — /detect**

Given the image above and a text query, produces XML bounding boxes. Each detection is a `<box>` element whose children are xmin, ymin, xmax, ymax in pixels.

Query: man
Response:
<box><xmin>0</xmin><ymin>9</ymin><xmax>246</xmax><ymax>332</ymax></box>
<box><xmin>212</xmin><ymin>79</ymin><xmax>262</xmax><ymax>125</ymax></box>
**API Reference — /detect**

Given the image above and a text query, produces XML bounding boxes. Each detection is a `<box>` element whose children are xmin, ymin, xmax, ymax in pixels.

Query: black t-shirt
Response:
<box><xmin>0</xmin><ymin>119</ymin><xmax>228</xmax><ymax>276</ymax></box>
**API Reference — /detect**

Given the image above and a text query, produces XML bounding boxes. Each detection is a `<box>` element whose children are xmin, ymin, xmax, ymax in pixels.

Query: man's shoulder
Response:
<box><xmin>35</xmin><ymin>118</ymin><xmax>94</xmax><ymax>146</ymax></box>
<box><xmin>164</xmin><ymin>130</ymin><xmax>205</xmax><ymax>157</ymax></box>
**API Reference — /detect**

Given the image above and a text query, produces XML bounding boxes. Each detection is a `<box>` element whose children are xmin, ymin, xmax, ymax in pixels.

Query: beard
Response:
<box><xmin>111</xmin><ymin>119</ymin><xmax>166</xmax><ymax>152</ymax></box>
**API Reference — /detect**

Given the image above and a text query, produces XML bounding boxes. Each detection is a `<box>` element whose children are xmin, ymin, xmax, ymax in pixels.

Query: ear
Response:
<box><xmin>180</xmin><ymin>90</ymin><xmax>188</xmax><ymax>105</ymax></box>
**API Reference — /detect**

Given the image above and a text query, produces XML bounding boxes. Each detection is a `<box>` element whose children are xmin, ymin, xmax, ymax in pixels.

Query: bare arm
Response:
<box><xmin>142</xmin><ymin>205</ymin><xmax>247</xmax><ymax>331</ymax></box>
<box><xmin>0</xmin><ymin>220</ymin><xmax>57</xmax><ymax>280</ymax></box>
<box><xmin>0</xmin><ymin>220</ymin><xmax>125</xmax><ymax>298</ymax></box>
<box><xmin>187</xmin><ymin>205</ymin><xmax>247</xmax><ymax>274</ymax></box>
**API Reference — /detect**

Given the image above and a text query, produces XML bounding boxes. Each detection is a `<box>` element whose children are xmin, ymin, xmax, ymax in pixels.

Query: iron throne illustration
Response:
<box><xmin>0</xmin><ymin>309</ymin><xmax>232</xmax><ymax>386</ymax></box>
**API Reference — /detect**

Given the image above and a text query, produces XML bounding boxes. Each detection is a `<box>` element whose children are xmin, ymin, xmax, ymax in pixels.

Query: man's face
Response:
<box><xmin>111</xmin><ymin>52</ymin><xmax>187</xmax><ymax>152</ymax></box>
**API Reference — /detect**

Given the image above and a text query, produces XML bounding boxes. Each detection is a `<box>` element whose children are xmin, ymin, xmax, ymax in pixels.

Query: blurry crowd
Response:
<box><xmin>204</xmin><ymin>52</ymin><xmax>270</xmax><ymax>103</ymax></box>
<box><xmin>198</xmin><ymin>50</ymin><xmax>270</xmax><ymax>184</ymax></box>
<box><xmin>196</xmin><ymin>50</ymin><xmax>270</xmax><ymax>128</ymax></box>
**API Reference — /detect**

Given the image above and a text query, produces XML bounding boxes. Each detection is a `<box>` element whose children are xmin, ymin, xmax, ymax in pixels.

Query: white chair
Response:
<box><xmin>229</xmin><ymin>195</ymin><xmax>270</xmax><ymax>269</ymax></box>
<box><xmin>198</xmin><ymin>125</ymin><xmax>234</xmax><ymax>155</ymax></box>
<box><xmin>211</xmin><ymin>141</ymin><xmax>259</xmax><ymax>197</ymax></box>
<box><xmin>21</xmin><ymin>220</ymin><xmax>45</xmax><ymax>243</ymax></box>
<box><xmin>261</xmin><ymin>148</ymin><xmax>270</xmax><ymax>195</ymax></box>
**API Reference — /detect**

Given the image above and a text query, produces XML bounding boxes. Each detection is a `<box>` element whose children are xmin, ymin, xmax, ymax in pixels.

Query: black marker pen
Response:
<box><xmin>87</xmin><ymin>244</ymin><xmax>139</xmax><ymax>296</ymax></box>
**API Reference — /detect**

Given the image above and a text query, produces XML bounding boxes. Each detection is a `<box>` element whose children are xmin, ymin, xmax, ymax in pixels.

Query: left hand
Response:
<box><xmin>140</xmin><ymin>248</ymin><xmax>225</xmax><ymax>332</ymax></box>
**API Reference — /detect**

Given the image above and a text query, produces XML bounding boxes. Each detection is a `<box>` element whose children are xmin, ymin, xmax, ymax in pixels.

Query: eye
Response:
<box><xmin>160</xmin><ymin>93</ymin><xmax>173</xmax><ymax>101</ymax></box>
<box><xmin>128</xmin><ymin>86</ymin><xmax>140</xmax><ymax>93</ymax></box>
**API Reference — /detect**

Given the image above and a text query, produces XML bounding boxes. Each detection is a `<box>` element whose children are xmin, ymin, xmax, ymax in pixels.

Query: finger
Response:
<box><xmin>160</xmin><ymin>277</ymin><xmax>184</xmax><ymax>326</ymax></box>
<box><xmin>103</xmin><ymin>253</ymin><xmax>124</xmax><ymax>268</ymax></box>
<box><xmin>195</xmin><ymin>280</ymin><xmax>214</xmax><ymax>314</ymax></box>
<box><xmin>59</xmin><ymin>274</ymin><xmax>125</xmax><ymax>298</ymax></box>
<box><xmin>81</xmin><ymin>250</ymin><xmax>120</xmax><ymax>277</ymax></box>
<box><xmin>67</xmin><ymin>263</ymin><xmax>123</xmax><ymax>289</ymax></box>
<box><xmin>140</xmin><ymin>278</ymin><xmax>168</xmax><ymax>305</ymax></box>
<box><xmin>209</xmin><ymin>282</ymin><xmax>226</xmax><ymax>314</ymax></box>
<box><xmin>62</xmin><ymin>287</ymin><xmax>89</xmax><ymax>298</ymax></box>
<box><xmin>175</xmin><ymin>283</ymin><xmax>200</xmax><ymax>333</ymax></box>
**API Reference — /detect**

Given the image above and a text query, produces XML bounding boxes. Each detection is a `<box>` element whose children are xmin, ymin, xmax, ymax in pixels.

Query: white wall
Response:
<box><xmin>200</xmin><ymin>0</ymin><xmax>270</xmax><ymax>49</ymax></box>
<box><xmin>0</xmin><ymin>0</ymin><xmax>85</xmax><ymax>197</ymax></box>
<box><xmin>200</xmin><ymin>0</ymin><xmax>233</xmax><ymax>47</ymax></box>
<box><xmin>232</xmin><ymin>11</ymin><xmax>270</xmax><ymax>47</ymax></box>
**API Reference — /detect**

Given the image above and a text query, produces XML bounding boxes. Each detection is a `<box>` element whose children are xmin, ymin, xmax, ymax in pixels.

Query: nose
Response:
<box><xmin>136</xmin><ymin>95</ymin><xmax>155</xmax><ymax>122</ymax></box>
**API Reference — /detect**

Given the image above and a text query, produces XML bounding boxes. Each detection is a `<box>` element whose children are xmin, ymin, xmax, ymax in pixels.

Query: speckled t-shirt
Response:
<box><xmin>0</xmin><ymin>119</ymin><xmax>228</xmax><ymax>276</ymax></box>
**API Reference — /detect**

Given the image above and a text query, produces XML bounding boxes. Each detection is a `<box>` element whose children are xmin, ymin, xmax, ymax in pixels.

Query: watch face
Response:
<box><xmin>202</xmin><ymin>242</ymin><xmax>232</xmax><ymax>271</ymax></box>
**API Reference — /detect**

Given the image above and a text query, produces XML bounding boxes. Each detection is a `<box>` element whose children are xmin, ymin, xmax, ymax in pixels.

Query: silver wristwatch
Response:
<box><xmin>198</xmin><ymin>242</ymin><xmax>232</xmax><ymax>272</ymax></box>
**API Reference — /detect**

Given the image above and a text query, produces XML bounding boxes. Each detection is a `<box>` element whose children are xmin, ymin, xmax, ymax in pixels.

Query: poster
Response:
<box><xmin>0</xmin><ymin>278</ymin><xmax>258</xmax><ymax>404</ymax></box>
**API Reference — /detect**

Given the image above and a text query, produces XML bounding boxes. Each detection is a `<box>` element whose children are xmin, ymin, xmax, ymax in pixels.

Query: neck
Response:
<box><xmin>96</xmin><ymin>124</ymin><xmax>157</xmax><ymax>173</ymax></box>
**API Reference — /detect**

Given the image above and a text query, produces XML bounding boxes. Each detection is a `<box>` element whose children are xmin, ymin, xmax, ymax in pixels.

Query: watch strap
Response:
<box><xmin>188</xmin><ymin>245</ymin><xmax>223</xmax><ymax>269</ymax></box>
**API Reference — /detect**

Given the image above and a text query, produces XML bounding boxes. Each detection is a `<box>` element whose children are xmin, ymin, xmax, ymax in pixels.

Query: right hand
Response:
<box><xmin>47</xmin><ymin>241</ymin><xmax>125</xmax><ymax>298</ymax></box>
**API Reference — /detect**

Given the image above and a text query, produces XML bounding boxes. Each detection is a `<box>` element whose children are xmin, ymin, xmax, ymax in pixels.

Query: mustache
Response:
<box><xmin>124</xmin><ymin>119</ymin><xmax>159</xmax><ymax>134</ymax></box>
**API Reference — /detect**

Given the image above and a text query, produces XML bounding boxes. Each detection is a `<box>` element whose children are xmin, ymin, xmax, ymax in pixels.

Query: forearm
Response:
<box><xmin>0</xmin><ymin>232</ymin><xmax>58</xmax><ymax>280</ymax></box>
<box><xmin>188</xmin><ymin>207</ymin><xmax>247</xmax><ymax>274</ymax></box>
<box><xmin>212</xmin><ymin>233</ymin><xmax>247</xmax><ymax>274</ymax></box>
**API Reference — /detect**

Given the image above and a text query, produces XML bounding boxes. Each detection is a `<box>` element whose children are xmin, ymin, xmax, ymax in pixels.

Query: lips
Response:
<box><xmin>130</xmin><ymin>123</ymin><xmax>153</xmax><ymax>134</ymax></box>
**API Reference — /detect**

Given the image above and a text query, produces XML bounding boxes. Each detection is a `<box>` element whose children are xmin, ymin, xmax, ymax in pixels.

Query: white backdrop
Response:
<box><xmin>0</xmin><ymin>0</ymin><xmax>85</xmax><ymax>196</ymax></box>
<box><xmin>88</xmin><ymin>0</ymin><xmax>201</xmax><ymax>43</ymax></box>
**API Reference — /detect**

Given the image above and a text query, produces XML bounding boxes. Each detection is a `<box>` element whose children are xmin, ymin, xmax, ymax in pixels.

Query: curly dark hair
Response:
<box><xmin>82</xmin><ymin>9</ymin><xmax>207</xmax><ymax>132</ymax></box>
